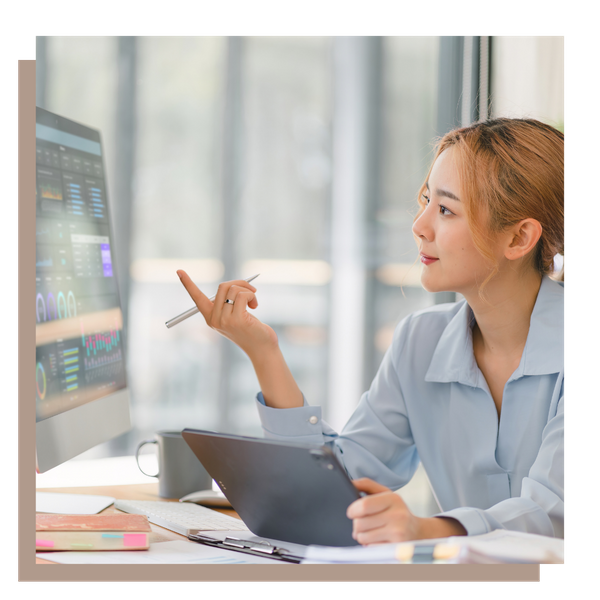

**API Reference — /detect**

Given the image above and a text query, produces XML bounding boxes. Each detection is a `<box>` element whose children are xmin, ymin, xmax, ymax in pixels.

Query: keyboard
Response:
<box><xmin>114</xmin><ymin>499</ymin><xmax>249</xmax><ymax>537</ymax></box>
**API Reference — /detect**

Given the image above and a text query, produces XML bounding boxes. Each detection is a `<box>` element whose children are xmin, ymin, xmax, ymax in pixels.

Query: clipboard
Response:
<box><xmin>181</xmin><ymin>429</ymin><xmax>361</xmax><ymax>547</ymax></box>
<box><xmin>188</xmin><ymin>533</ymin><xmax>304</xmax><ymax>564</ymax></box>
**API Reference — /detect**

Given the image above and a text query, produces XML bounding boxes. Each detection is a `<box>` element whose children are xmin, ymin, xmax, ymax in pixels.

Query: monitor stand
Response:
<box><xmin>36</xmin><ymin>491</ymin><xmax>115</xmax><ymax>515</ymax></box>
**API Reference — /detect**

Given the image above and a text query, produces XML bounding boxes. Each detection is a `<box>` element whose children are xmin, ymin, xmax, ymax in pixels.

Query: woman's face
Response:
<box><xmin>412</xmin><ymin>147</ymin><xmax>503</xmax><ymax>296</ymax></box>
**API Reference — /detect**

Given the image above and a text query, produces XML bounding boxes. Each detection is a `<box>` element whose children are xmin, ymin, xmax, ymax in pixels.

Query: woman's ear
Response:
<box><xmin>504</xmin><ymin>218</ymin><xmax>543</xmax><ymax>261</ymax></box>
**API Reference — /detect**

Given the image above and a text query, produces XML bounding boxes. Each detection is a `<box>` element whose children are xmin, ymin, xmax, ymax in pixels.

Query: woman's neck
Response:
<box><xmin>464</xmin><ymin>270</ymin><xmax>543</xmax><ymax>357</ymax></box>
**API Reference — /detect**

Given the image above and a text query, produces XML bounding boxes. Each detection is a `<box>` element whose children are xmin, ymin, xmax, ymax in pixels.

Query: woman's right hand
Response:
<box><xmin>176</xmin><ymin>269</ymin><xmax>303</xmax><ymax>409</ymax></box>
<box><xmin>176</xmin><ymin>270</ymin><xmax>278</xmax><ymax>360</ymax></box>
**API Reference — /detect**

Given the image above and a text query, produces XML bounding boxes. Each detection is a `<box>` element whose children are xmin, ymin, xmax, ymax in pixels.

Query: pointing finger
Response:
<box><xmin>176</xmin><ymin>270</ymin><xmax>214</xmax><ymax>319</ymax></box>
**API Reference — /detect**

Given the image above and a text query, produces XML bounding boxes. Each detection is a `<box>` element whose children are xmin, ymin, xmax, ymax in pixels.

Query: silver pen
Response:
<box><xmin>166</xmin><ymin>274</ymin><xmax>260</xmax><ymax>328</ymax></box>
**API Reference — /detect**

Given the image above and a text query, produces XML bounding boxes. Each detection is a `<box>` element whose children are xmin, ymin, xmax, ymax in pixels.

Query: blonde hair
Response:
<box><xmin>415</xmin><ymin>118</ymin><xmax>564</xmax><ymax>289</ymax></box>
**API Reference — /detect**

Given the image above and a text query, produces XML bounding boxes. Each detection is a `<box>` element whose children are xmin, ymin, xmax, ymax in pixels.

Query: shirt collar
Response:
<box><xmin>424</xmin><ymin>276</ymin><xmax>564</xmax><ymax>386</ymax></box>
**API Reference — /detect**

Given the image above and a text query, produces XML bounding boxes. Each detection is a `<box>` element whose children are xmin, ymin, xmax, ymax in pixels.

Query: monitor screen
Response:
<box><xmin>35</xmin><ymin>107</ymin><xmax>128</xmax><ymax>429</ymax></box>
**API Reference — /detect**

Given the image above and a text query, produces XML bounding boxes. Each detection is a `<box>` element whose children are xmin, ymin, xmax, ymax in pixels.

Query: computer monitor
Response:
<box><xmin>35</xmin><ymin>107</ymin><xmax>132</xmax><ymax>511</ymax></box>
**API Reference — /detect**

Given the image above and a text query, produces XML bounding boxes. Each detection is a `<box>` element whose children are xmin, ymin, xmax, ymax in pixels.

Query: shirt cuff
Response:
<box><xmin>434</xmin><ymin>507</ymin><xmax>494</xmax><ymax>537</ymax></box>
<box><xmin>255</xmin><ymin>391</ymin><xmax>326</xmax><ymax>444</ymax></box>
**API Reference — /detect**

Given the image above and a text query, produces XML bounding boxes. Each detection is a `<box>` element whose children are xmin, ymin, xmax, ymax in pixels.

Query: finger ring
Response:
<box><xmin>225</xmin><ymin>298</ymin><xmax>235</xmax><ymax>305</ymax></box>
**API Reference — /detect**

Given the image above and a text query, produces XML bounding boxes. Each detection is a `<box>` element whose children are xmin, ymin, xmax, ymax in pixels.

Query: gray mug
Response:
<box><xmin>135</xmin><ymin>430</ymin><xmax>213</xmax><ymax>499</ymax></box>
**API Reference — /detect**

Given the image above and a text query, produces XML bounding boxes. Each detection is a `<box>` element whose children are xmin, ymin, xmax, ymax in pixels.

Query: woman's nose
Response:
<box><xmin>412</xmin><ymin>206</ymin><xmax>432</xmax><ymax>241</ymax></box>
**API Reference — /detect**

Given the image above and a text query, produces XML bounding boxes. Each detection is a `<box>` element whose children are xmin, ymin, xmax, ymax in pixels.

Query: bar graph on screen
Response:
<box><xmin>80</xmin><ymin>318</ymin><xmax>124</xmax><ymax>386</ymax></box>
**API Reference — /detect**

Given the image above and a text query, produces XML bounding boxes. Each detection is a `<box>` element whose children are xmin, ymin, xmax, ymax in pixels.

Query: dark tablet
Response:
<box><xmin>181</xmin><ymin>428</ymin><xmax>361</xmax><ymax>547</ymax></box>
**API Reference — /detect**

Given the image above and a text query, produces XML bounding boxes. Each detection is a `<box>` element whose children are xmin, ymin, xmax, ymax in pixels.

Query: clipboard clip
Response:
<box><xmin>188</xmin><ymin>533</ymin><xmax>302</xmax><ymax>563</ymax></box>
<box><xmin>222</xmin><ymin>536</ymin><xmax>290</xmax><ymax>556</ymax></box>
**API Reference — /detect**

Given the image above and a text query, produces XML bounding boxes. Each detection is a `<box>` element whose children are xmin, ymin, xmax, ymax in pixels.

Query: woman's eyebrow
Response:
<box><xmin>425</xmin><ymin>181</ymin><xmax>461</xmax><ymax>201</ymax></box>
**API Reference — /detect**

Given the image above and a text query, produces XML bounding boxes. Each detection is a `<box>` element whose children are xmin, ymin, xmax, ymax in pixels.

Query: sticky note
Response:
<box><xmin>101</xmin><ymin>534</ymin><xmax>124</xmax><ymax>538</ymax></box>
<box><xmin>123</xmin><ymin>534</ymin><xmax>147</xmax><ymax>547</ymax></box>
<box><xmin>36</xmin><ymin>539</ymin><xmax>54</xmax><ymax>548</ymax></box>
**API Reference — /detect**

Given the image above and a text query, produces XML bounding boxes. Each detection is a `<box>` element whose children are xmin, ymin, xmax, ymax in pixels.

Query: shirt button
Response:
<box><xmin>309</xmin><ymin>415</ymin><xmax>318</xmax><ymax>425</ymax></box>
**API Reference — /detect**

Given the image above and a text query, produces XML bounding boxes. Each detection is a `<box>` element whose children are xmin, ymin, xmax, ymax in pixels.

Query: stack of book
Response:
<box><xmin>36</xmin><ymin>513</ymin><xmax>152</xmax><ymax>552</ymax></box>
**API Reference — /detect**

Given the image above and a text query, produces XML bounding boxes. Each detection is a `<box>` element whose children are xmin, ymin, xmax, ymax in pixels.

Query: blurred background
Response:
<box><xmin>35</xmin><ymin>36</ymin><xmax>564</xmax><ymax>515</ymax></box>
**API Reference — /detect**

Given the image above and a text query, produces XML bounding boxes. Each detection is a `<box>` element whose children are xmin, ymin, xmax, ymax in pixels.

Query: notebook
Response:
<box><xmin>181</xmin><ymin>429</ymin><xmax>361</xmax><ymax>547</ymax></box>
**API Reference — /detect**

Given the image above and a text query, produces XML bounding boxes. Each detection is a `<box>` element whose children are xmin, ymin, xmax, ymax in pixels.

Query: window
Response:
<box><xmin>491</xmin><ymin>36</ymin><xmax>564</xmax><ymax>129</ymax></box>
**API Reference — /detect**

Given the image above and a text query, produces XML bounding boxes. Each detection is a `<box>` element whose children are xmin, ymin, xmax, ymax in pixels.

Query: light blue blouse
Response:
<box><xmin>255</xmin><ymin>275</ymin><xmax>564</xmax><ymax>538</ymax></box>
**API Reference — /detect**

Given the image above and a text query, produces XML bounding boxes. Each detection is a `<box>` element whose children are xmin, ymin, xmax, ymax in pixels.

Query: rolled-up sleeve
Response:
<box><xmin>255</xmin><ymin>392</ymin><xmax>338</xmax><ymax>445</ymax></box>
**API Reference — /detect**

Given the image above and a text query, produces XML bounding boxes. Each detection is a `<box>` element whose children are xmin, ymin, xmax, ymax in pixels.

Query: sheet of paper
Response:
<box><xmin>451</xmin><ymin>529</ymin><xmax>564</xmax><ymax>564</ymax></box>
<box><xmin>303</xmin><ymin>543</ymin><xmax>399</xmax><ymax>564</ymax></box>
<box><xmin>36</xmin><ymin>540</ymin><xmax>285</xmax><ymax>565</ymax></box>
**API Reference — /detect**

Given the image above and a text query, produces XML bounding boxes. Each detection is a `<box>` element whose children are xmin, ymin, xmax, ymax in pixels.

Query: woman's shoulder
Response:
<box><xmin>390</xmin><ymin>299</ymin><xmax>469</xmax><ymax>356</ymax></box>
<box><xmin>404</xmin><ymin>298</ymin><xmax>467</xmax><ymax>329</ymax></box>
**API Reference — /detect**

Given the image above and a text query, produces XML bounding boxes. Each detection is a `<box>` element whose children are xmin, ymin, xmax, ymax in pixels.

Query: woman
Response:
<box><xmin>177</xmin><ymin>118</ymin><xmax>564</xmax><ymax>545</ymax></box>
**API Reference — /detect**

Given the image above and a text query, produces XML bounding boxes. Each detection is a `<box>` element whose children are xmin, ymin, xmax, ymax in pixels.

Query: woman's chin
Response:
<box><xmin>419</xmin><ymin>275</ymin><xmax>441</xmax><ymax>294</ymax></box>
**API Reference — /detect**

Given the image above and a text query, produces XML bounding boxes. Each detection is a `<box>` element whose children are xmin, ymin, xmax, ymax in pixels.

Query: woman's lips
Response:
<box><xmin>420</xmin><ymin>253</ymin><xmax>439</xmax><ymax>265</ymax></box>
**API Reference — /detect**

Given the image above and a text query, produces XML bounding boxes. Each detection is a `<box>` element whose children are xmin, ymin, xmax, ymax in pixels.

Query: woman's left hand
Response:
<box><xmin>347</xmin><ymin>478</ymin><xmax>466</xmax><ymax>545</ymax></box>
<box><xmin>347</xmin><ymin>478</ymin><xmax>423</xmax><ymax>544</ymax></box>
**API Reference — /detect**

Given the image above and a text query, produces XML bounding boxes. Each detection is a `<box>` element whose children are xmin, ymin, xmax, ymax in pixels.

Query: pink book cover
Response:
<box><xmin>36</xmin><ymin>513</ymin><xmax>151</xmax><ymax>532</ymax></box>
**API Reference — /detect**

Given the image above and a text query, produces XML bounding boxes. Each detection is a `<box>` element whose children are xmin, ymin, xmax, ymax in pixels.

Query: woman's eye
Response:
<box><xmin>422</xmin><ymin>193</ymin><xmax>452</xmax><ymax>215</ymax></box>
